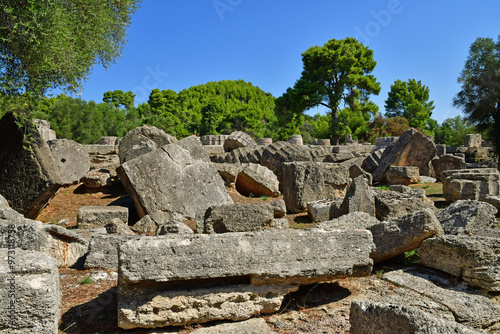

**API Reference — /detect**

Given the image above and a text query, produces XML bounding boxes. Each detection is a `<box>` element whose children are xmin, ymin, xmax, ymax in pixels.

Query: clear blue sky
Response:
<box><xmin>73</xmin><ymin>0</ymin><xmax>500</xmax><ymax>124</ymax></box>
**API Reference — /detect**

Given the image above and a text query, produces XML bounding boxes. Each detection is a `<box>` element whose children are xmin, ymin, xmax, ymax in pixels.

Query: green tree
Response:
<box><xmin>0</xmin><ymin>0</ymin><xmax>140</xmax><ymax>104</ymax></box>
<box><xmin>276</xmin><ymin>37</ymin><xmax>381</xmax><ymax>144</ymax></box>
<box><xmin>434</xmin><ymin>116</ymin><xmax>478</xmax><ymax>147</ymax></box>
<box><xmin>368</xmin><ymin>116</ymin><xmax>411</xmax><ymax>143</ymax></box>
<box><xmin>199</xmin><ymin>100</ymin><xmax>224</xmax><ymax>135</ymax></box>
<box><xmin>103</xmin><ymin>90</ymin><xmax>135</xmax><ymax>110</ymax></box>
<box><xmin>385</xmin><ymin>79</ymin><xmax>435</xmax><ymax>129</ymax></box>
<box><xmin>454</xmin><ymin>36</ymin><xmax>500</xmax><ymax>156</ymax></box>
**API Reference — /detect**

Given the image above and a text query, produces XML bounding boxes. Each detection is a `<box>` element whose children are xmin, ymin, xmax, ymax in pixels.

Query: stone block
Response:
<box><xmin>431</xmin><ymin>154</ymin><xmax>466</xmax><ymax>182</ymax></box>
<box><xmin>223</xmin><ymin>131</ymin><xmax>257</xmax><ymax>152</ymax></box>
<box><xmin>48</xmin><ymin>138</ymin><xmax>90</xmax><ymax>185</ymax></box>
<box><xmin>419</xmin><ymin>235</ymin><xmax>500</xmax><ymax>291</ymax></box>
<box><xmin>118</xmin><ymin>125</ymin><xmax>177</xmax><ymax>164</ymax></box>
<box><xmin>385</xmin><ymin>166</ymin><xmax>420</xmax><ymax>185</ymax></box>
<box><xmin>0</xmin><ymin>249</ymin><xmax>61</xmax><ymax>333</ymax></box>
<box><xmin>201</xmin><ymin>203</ymin><xmax>275</xmax><ymax>234</ymax></box>
<box><xmin>282</xmin><ymin>162</ymin><xmax>349</xmax><ymax>213</ymax></box>
<box><xmin>442</xmin><ymin>168</ymin><xmax>500</xmax><ymax>202</ymax></box>
<box><xmin>236</xmin><ymin>163</ymin><xmax>280</xmax><ymax>197</ymax></box>
<box><xmin>77</xmin><ymin>206</ymin><xmax>129</xmax><ymax>229</ymax></box>
<box><xmin>436</xmin><ymin>200</ymin><xmax>497</xmax><ymax>235</ymax></box>
<box><xmin>118</xmin><ymin>136</ymin><xmax>232</xmax><ymax>222</ymax></box>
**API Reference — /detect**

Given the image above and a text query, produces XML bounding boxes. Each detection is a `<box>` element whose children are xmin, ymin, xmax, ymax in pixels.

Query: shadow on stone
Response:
<box><xmin>279</xmin><ymin>282</ymin><xmax>351</xmax><ymax>311</ymax></box>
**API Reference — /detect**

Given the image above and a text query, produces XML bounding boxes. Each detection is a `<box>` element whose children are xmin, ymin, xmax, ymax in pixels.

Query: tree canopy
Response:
<box><xmin>276</xmin><ymin>37</ymin><xmax>381</xmax><ymax>144</ymax></box>
<box><xmin>454</xmin><ymin>35</ymin><xmax>500</xmax><ymax>156</ymax></box>
<box><xmin>0</xmin><ymin>0</ymin><xmax>140</xmax><ymax>99</ymax></box>
<box><xmin>385</xmin><ymin>79</ymin><xmax>435</xmax><ymax>129</ymax></box>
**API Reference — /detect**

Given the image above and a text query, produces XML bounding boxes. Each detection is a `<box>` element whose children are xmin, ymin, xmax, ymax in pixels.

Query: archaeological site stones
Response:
<box><xmin>0</xmin><ymin>118</ymin><xmax>499</xmax><ymax>332</ymax></box>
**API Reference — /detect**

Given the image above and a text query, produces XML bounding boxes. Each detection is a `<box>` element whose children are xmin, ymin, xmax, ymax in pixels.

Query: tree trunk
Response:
<box><xmin>331</xmin><ymin>107</ymin><xmax>340</xmax><ymax>145</ymax></box>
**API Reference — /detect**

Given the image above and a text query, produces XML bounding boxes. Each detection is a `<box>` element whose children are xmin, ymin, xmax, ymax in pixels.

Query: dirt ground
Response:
<box><xmin>33</xmin><ymin>180</ymin><xmax>461</xmax><ymax>333</ymax></box>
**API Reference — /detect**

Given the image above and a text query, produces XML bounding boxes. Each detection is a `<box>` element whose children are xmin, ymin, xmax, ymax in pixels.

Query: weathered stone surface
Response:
<box><xmin>223</xmin><ymin>131</ymin><xmax>257</xmax><ymax>152</ymax></box>
<box><xmin>190</xmin><ymin>318</ymin><xmax>274</xmax><ymax>334</ymax></box>
<box><xmin>77</xmin><ymin>206</ymin><xmax>129</xmax><ymax>229</ymax></box>
<box><xmin>131</xmin><ymin>215</ymin><xmax>158</xmax><ymax>235</ymax></box>
<box><xmin>431</xmin><ymin>154</ymin><xmax>466</xmax><ymax>182</ymax></box>
<box><xmin>201</xmin><ymin>203</ymin><xmax>275</xmax><ymax>234</ymax></box>
<box><xmin>350</xmin><ymin>300</ymin><xmax>482</xmax><ymax>334</ymax></box>
<box><xmin>118</xmin><ymin>136</ymin><xmax>233</xmax><ymax>222</ymax></box>
<box><xmin>199</xmin><ymin>134</ymin><xmax>229</xmax><ymax>146</ymax></box>
<box><xmin>81</xmin><ymin>169</ymin><xmax>112</xmax><ymax>189</ymax></box>
<box><xmin>465</xmin><ymin>134</ymin><xmax>482</xmax><ymax>148</ymax></box>
<box><xmin>156</xmin><ymin>221</ymin><xmax>194</xmax><ymax>235</ymax></box>
<box><xmin>288</xmin><ymin>134</ymin><xmax>303</xmax><ymax>145</ymax></box>
<box><xmin>482</xmin><ymin>195</ymin><xmax>500</xmax><ymax>210</ymax></box>
<box><xmin>119</xmin><ymin>283</ymin><xmax>297</xmax><ymax>329</ymax></box>
<box><xmin>119</xmin><ymin>229</ymin><xmax>374</xmax><ymax>285</ymax></box>
<box><xmin>385</xmin><ymin>166</ymin><xmax>420</xmax><ymax>185</ymax></box>
<box><xmin>100</xmin><ymin>136</ymin><xmax>120</xmax><ymax>145</ymax></box>
<box><xmin>419</xmin><ymin>235</ymin><xmax>500</xmax><ymax>291</ymax></box>
<box><xmin>0</xmin><ymin>249</ymin><xmax>61</xmax><ymax>334</ymax></box>
<box><xmin>345</xmin><ymin>159</ymin><xmax>373</xmax><ymax>185</ymax></box>
<box><xmin>0</xmin><ymin>112</ymin><xmax>63</xmax><ymax>218</ymax></box>
<box><xmin>273</xmin><ymin>218</ymin><xmax>289</xmax><ymax>229</ymax></box>
<box><xmin>375</xmin><ymin>136</ymin><xmax>399</xmax><ymax>147</ymax></box>
<box><xmin>0</xmin><ymin>207</ymin><xmax>88</xmax><ymax>267</ymax></box>
<box><xmin>34</xmin><ymin>118</ymin><xmax>57</xmax><ymax>142</ymax></box>
<box><xmin>307</xmin><ymin>199</ymin><xmax>335</xmax><ymax>222</ymax></box>
<box><xmin>236</xmin><ymin>163</ymin><xmax>280</xmax><ymax>197</ymax></box>
<box><xmin>0</xmin><ymin>194</ymin><xmax>9</xmax><ymax>209</ymax></box>
<box><xmin>257</xmin><ymin>137</ymin><xmax>273</xmax><ymax>146</ymax></box>
<box><xmin>373</xmin><ymin>186</ymin><xmax>435</xmax><ymax>221</ymax></box>
<box><xmin>282</xmin><ymin>162</ymin><xmax>349</xmax><ymax>213</ymax></box>
<box><xmin>84</xmin><ymin>234</ymin><xmax>137</xmax><ymax>269</ymax></box>
<box><xmin>442</xmin><ymin>168</ymin><xmax>500</xmax><ymax>202</ymax></box>
<box><xmin>88</xmin><ymin>152</ymin><xmax>120</xmax><ymax>177</ymax></box>
<box><xmin>213</xmin><ymin>162</ymin><xmax>241</xmax><ymax>187</ymax></box>
<box><xmin>316</xmin><ymin>212</ymin><xmax>380</xmax><ymax>231</ymax></box>
<box><xmin>85</xmin><ymin>144</ymin><xmax>118</xmax><ymax>155</ymax></box>
<box><xmin>382</xmin><ymin>269</ymin><xmax>500</xmax><ymax>329</ymax></box>
<box><xmin>368</xmin><ymin>209</ymin><xmax>443</xmax><ymax>262</ymax></box>
<box><xmin>118</xmin><ymin>229</ymin><xmax>374</xmax><ymax>328</ymax></box>
<box><xmin>266</xmin><ymin>199</ymin><xmax>287</xmax><ymax>218</ymax></box>
<box><xmin>373</xmin><ymin>129</ymin><xmax>436</xmax><ymax>183</ymax></box>
<box><xmin>318</xmin><ymin>209</ymin><xmax>443</xmax><ymax>263</ymax></box>
<box><xmin>48</xmin><ymin>138</ymin><xmax>90</xmax><ymax>185</ymax></box>
<box><xmin>105</xmin><ymin>218</ymin><xmax>134</xmax><ymax>235</ymax></box>
<box><xmin>118</xmin><ymin>125</ymin><xmax>177</xmax><ymax>164</ymax></box>
<box><xmin>435</xmin><ymin>200</ymin><xmax>497</xmax><ymax>235</ymax></box>
<box><xmin>361</xmin><ymin>148</ymin><xmax>384</xmax><ymax>174</ymax></box>
<box><xmin>203</xmin><ymin>145</ymin><xmax>225</xmax><ymax>155</ymax></box>
<box><xmin>332</xmin><ymin>176</ymin><xmax>375</xmax><ymax>219</ymax></box>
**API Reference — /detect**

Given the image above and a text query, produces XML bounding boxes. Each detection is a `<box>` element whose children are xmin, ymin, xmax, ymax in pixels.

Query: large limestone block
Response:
<box><xmin>431</xmin><ymin>154</ymin><xmax>466</xmax><ymax>182</ymax></box>
<box><xmin>332</xmin><ymin>175</ymin><xmax>375</xmax><ymax>218</ymax></box>
<box><xmin>382</xmin><ymin>269</ymin><xmax>500</xmax><ymax>329</ymax></box>
<box><xmin>350</xmin><ymin>300</ymin><xmax>482</xmax><ymax>334</ymax></box>
<box><xmin>84</xmin><ymin>234</ymin><xmax>138</xmax><ymax>270</ymax></box>
<box><xmin>47</xmin><ymin>138</ymin><xmax>90</xmax><ymax>185</ymax></box>
<box><xmin>436</xmin><ymin>200</ymin><xmax>497</xmax><ymax>235</ymax></box>
<box><xmin>442</xmin><ymin>168</ymin><xmax>500</xmax><ymax>202</ymax></box>
<box><xmin>419</xmin><ymin>235</ymin><xmax>500</xmax><ymax>291</ymax></box>
<box><xmin>119</xmin><ymin>283</ymin><xmax>297</xmax><ymax>329</ymax></box>
<box><xmin>118</xmin><ymin>136</ymin><xmax>233</xmax><ymax>221</ymax></box>
<box><xmin>282</xmin><ymin>162</ymin><xmax>349</xmax><ymax>213</ymax></box>
<box><xmin>201</xmin><ymin>203</ymin><xmax>275</xmax><ymax>234</ymax></box>
<box><xmin>118</xmin><ymin>229</ymin><xmax>373</xmax><ymax>328</ymax></box>
<box><xmin>235</xmin><ymin>163</ymin><xmax>280</xmax><ymax>197</ymax></box>
<box><xmin>199</xmin><ymin>134</ymin><xmax>229</xmax><ymax>146</ymax></box>
<box><xmin>0</xmin><ymin>112</ymin><xmax>63</xmax><ymax>218</ymax></box>
<box><xmin>0</xmin><ymin>207</ymin><xmax>88</xmax><ymax>267</ymax></box>
<box><xmin>385</xmin><ymin>166</ymin><xmax>420</xmax><ymax>185</ymax></box>
<box><xmin>118</xmin><ymin>125</ymin><xmax>177</xmax><ymax>163</ymax></box>
<box><xmin>373</xmin><ymin>128</ymin><xmax>436</xmax><ymax>183</ymax></box>
<box><xmin>34</xmin><ymin>118</ymin><xmax>56</xmax><ymax>142</ymax></box>
<box><xmin>213</xmin><ymin>162</ymin><xmax>241</xmax><ymax>187</ymax></box>
<box><xmin>0</xmin><ymin>249</ymin><xmax>61</xmax><ymax>333</ymax></box>
<box><xmin>119</xmin><ymin>229</ymin><xmax>374</xmax><ymax>285</ymax></box>
<box><xmin>77</xmin><ymin>205</ymin><xmax>129</xmax><ymax>229</ymax></box>
<box><xmin>223</xmin><ymin>131</ymin><xmax>257</xmax><ymax>152</ymax></box>
<box><xmin>368</xmin><ymin>209</ymin><xmax>443</xmax><ymax>263</ymax></box>
<box><xmin>317</xmin><ymin>209</ymin><xmax>443</xmax><ymax>263</ymax></box>
<box><xmin>374</xmin><ymin>185</ymin><xmax>435</xmax><ymax>221</ymax></box>
<box><xmin>307</xmin><ymin>199</ymin><xmax>336</xmax><ymax>222</ymax></box>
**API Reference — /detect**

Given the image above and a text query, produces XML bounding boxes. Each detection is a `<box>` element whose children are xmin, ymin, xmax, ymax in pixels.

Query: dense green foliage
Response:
<box><xmin>454</xmin><ymin>35</ymin><xmax>500</xmax><ymax>156</ymax></box>
<box><xmin>277</xmin><ymin>37</ymin><xmax>381</xmax><ymax>144</ymax></box>
<box><xmin>0</xmin><ymin>0</ymin><xmax>140</xmax><ymax>99</ymax></box>
<box><xmin>434</xmin><ymin>116</ymin><xmax>477</xmax><ymax>147</ymax></box>
<box><xmin>385</xmin><ymin>79</ymin><xmax>435</xmax><ymax>129</ymax></box>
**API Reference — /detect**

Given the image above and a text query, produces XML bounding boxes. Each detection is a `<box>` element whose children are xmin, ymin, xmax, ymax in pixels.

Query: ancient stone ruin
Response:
<box><xmin>0</xmin><ymin>115</ymin><xmax>498</xmax><ymax>333</ymax></box>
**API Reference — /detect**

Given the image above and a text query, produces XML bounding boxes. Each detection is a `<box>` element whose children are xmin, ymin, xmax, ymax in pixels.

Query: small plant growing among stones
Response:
<box><xmin>404</xmin><ymin>249</ymin><xmax>420</xmax><ymax>264</ymax></box>
<box><xmin>261</xmin><ymin>196</ymin><xmax>269</xmax><ymax>201</ymax></box>
<box><xmin>375</xmin><ymin>270</ymin><xmax>385</xmax><ymax>279</ymax></box>
<box><xmin>79</xmin><ymin>275</ymin><xmax>94</xmax><ymax>285</ymax></box>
